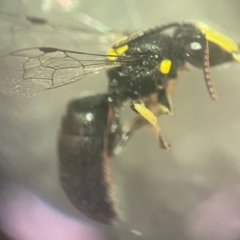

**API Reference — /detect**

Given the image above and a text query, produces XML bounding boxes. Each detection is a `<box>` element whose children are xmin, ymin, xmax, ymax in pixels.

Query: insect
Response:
<box><xmin>1</xmin><ymin>12</ymin><xmax>240</xmax><ymax>224</ymax></box>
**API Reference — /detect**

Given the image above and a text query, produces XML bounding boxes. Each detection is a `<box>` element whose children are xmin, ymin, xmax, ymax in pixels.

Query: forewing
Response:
<box><xmin>0</xmin><ymin>47</ymin><xmax>126</xmax><ymax>97</ymax></box>
<box><xmin>0</xmin><ymin>11</ymin><xmax>135</xmax><ymax>97</ymax></box>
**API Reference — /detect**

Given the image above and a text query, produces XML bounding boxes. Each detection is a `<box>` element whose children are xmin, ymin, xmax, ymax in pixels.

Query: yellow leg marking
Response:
<box><xmin>131</xmin><ymin>101</ymin><xmax>170</xmax><ymax>150</ymax></box>
<box><xmin>144</xmin><ymin>92</ymin><xmax>170</xmax><ymax>115</ymax></box>
<box><xmin>232</xmin><ymin>52</ymin><xmax>240</xmax><ymax>63</ymax></box>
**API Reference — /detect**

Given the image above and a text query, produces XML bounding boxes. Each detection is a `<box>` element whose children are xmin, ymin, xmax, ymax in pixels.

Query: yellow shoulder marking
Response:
<box><xmin>106</xmin><ymin>36</ymin><xmax>128</xmax><ymax>61</ymax></box>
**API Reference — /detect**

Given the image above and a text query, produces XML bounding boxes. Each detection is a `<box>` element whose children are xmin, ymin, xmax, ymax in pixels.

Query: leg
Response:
<box><xmin>130</xmin><ymin>100</ymin><xmax>170</xmax><ymax>149</ymax></box>
<box><xmin>114</xmin><ymin>72</ymin><xmax>187</xmax><ymax>153</ymax></box>
<box><xmin>114</xmin><ymin>90</ymin><xmax>173</xmax><ymax>153</ymax></box>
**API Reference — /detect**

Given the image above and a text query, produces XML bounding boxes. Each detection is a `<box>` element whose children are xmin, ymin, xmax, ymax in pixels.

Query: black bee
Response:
<box><xmin>1</xmin><ymin>12</ymin><xmax>240</xmax><ymax>223</ymax></box>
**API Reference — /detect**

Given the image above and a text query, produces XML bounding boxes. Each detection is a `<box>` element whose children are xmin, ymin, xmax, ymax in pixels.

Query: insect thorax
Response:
<box><xmin>107</xmin><ymin>34</ymin><xmax>185</xmax><ymax>103</ymax></box>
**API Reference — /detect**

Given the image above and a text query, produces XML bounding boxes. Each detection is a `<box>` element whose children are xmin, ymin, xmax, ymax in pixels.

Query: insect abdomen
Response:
<box><xmin>58</xmin><ymin>94</ymin><xmax>118</xmax><ymax>224</ymax></box>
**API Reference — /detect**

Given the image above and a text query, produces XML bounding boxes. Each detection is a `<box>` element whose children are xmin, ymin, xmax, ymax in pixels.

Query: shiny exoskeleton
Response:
<box><xmin>1</xmin><ymin>12</ymin><xmax>240</xmax><ymax>224</ymax></box>
<box><xmin>108</xmin><ymin>22</ymin><xmax>239</xmax><ymax>105</ymax></box>
<box><xmin>58</xmin><ymin>22</ymin><xmax>240</xmax><ymax>224</ymax></box>
<box><xmin>59</xmin><ymin>95</ymin><xmax>121</xmax><ymax>224</ymax></box>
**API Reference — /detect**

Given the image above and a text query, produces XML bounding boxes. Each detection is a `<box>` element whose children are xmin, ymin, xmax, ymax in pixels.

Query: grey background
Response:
<box><xmin>1</xmin><ymin>0</ymin><xmax>240</xmax><ymax>239</ymax></box>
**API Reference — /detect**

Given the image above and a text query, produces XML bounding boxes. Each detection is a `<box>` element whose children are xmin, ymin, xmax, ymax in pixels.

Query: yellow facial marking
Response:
<box><xmin>159</xmin><ymin>59</ymin><xmax>172</xmax><ymax>74</ymax></box>
<box><xmin>196</xmin><ymin>22</ymin><xmax>239</xmax><ymax>54</ymax></box>
<box><xmin>106</xmin><ymin>36</ymin><xmax>128</xmax><ymax>61</ymax></box>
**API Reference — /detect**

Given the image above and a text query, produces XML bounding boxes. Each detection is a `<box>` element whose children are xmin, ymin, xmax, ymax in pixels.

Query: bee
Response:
<box><xmin>1</xmin><ymin>12</ymin><xmax>239</xmax><ymax>224</ymax></box>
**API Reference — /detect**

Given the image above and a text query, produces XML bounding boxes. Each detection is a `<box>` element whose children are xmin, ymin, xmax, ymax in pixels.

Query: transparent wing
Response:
<box><xmin>0</xmin><ymin>11</ymin><xmax>135</xmax><ymax>97</ymax></box>
<box><xmin>0</xmin><ymin>11</ymin><xmax>128</xmax><ymax>52</ymax></box>
<box><xmin>0</xmin><ymin>47</ymin><xmax>133</xmax><ymax>97</ymax></box>
<box><xmin>0</xmin><ymin>10</ymin><xmax>106</xmax><ymax>33</ymax></box>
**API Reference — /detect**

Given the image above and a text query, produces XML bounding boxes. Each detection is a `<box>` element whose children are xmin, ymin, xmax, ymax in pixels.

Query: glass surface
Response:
<box><xmin>0</xmin><ymin>0</ymin><xmax>240</xmax><ymax>239</ymax></box>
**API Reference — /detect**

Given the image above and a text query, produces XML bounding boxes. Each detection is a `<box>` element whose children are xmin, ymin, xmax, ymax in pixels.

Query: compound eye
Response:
<box><xmin>183</xmin><ymin>41</ymin><xmax>204</xmax><ymax>68</ymax></box>
<box><xmin>190</xmin><ymin>42</ymin><xmax>202</xmax><ymax>50</ymax></box>
<box><xmin>185</xmin><ymin>40</ymin><xmax>235</xmax><ymax>67</ymax></box>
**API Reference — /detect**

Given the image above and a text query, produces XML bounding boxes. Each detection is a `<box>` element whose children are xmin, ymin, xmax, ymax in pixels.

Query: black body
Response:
<box><xmin>107</xmin><ymin>22</ymin><xmax>236</xmax><ymax>104</ymax></box>
<box><xmin>57</xmin><ymin>23</ymin><xmax>239</xmax><ymax>224</ymax></box>
<box><xmin>108</xmin><ymin>34</ymin><xmax>183</xmax><ymax>103</ymax></box>
<box><xmin>58</xmin><ymin>94</ymin><xmax>122</xmax><ymax>224</ymax></box>
<box><xmin>2</xmin><ymin>13</ymin><xmax>237</xmax><ymax>224</ymax></box>
<box><xmin>58</xmin><ymin>91</ymin><xmax>171</xmax><ymax>224</ymax></box>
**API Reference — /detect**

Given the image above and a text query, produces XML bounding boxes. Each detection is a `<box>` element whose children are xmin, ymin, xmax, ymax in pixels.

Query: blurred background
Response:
<box><xmin>1</xmin><ymin>0</ymin><xmax>240</xmax><ymax>239</ymax></box>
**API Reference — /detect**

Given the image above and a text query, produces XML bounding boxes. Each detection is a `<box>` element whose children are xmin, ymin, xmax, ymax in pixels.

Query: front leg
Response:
<box><xmin>130</xmin><ymin>100</ymin><xmax>170</xmax><ymax>149</ymax></box>
<box><xmin>113</xmin><ymin>63</ymin><xmax>188</xmax><ymax>152</ymax></box>
<box><xmin>114</xmin><ymin>89</ymin><xmax>174</xmax><ymax>153</ymax></box>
